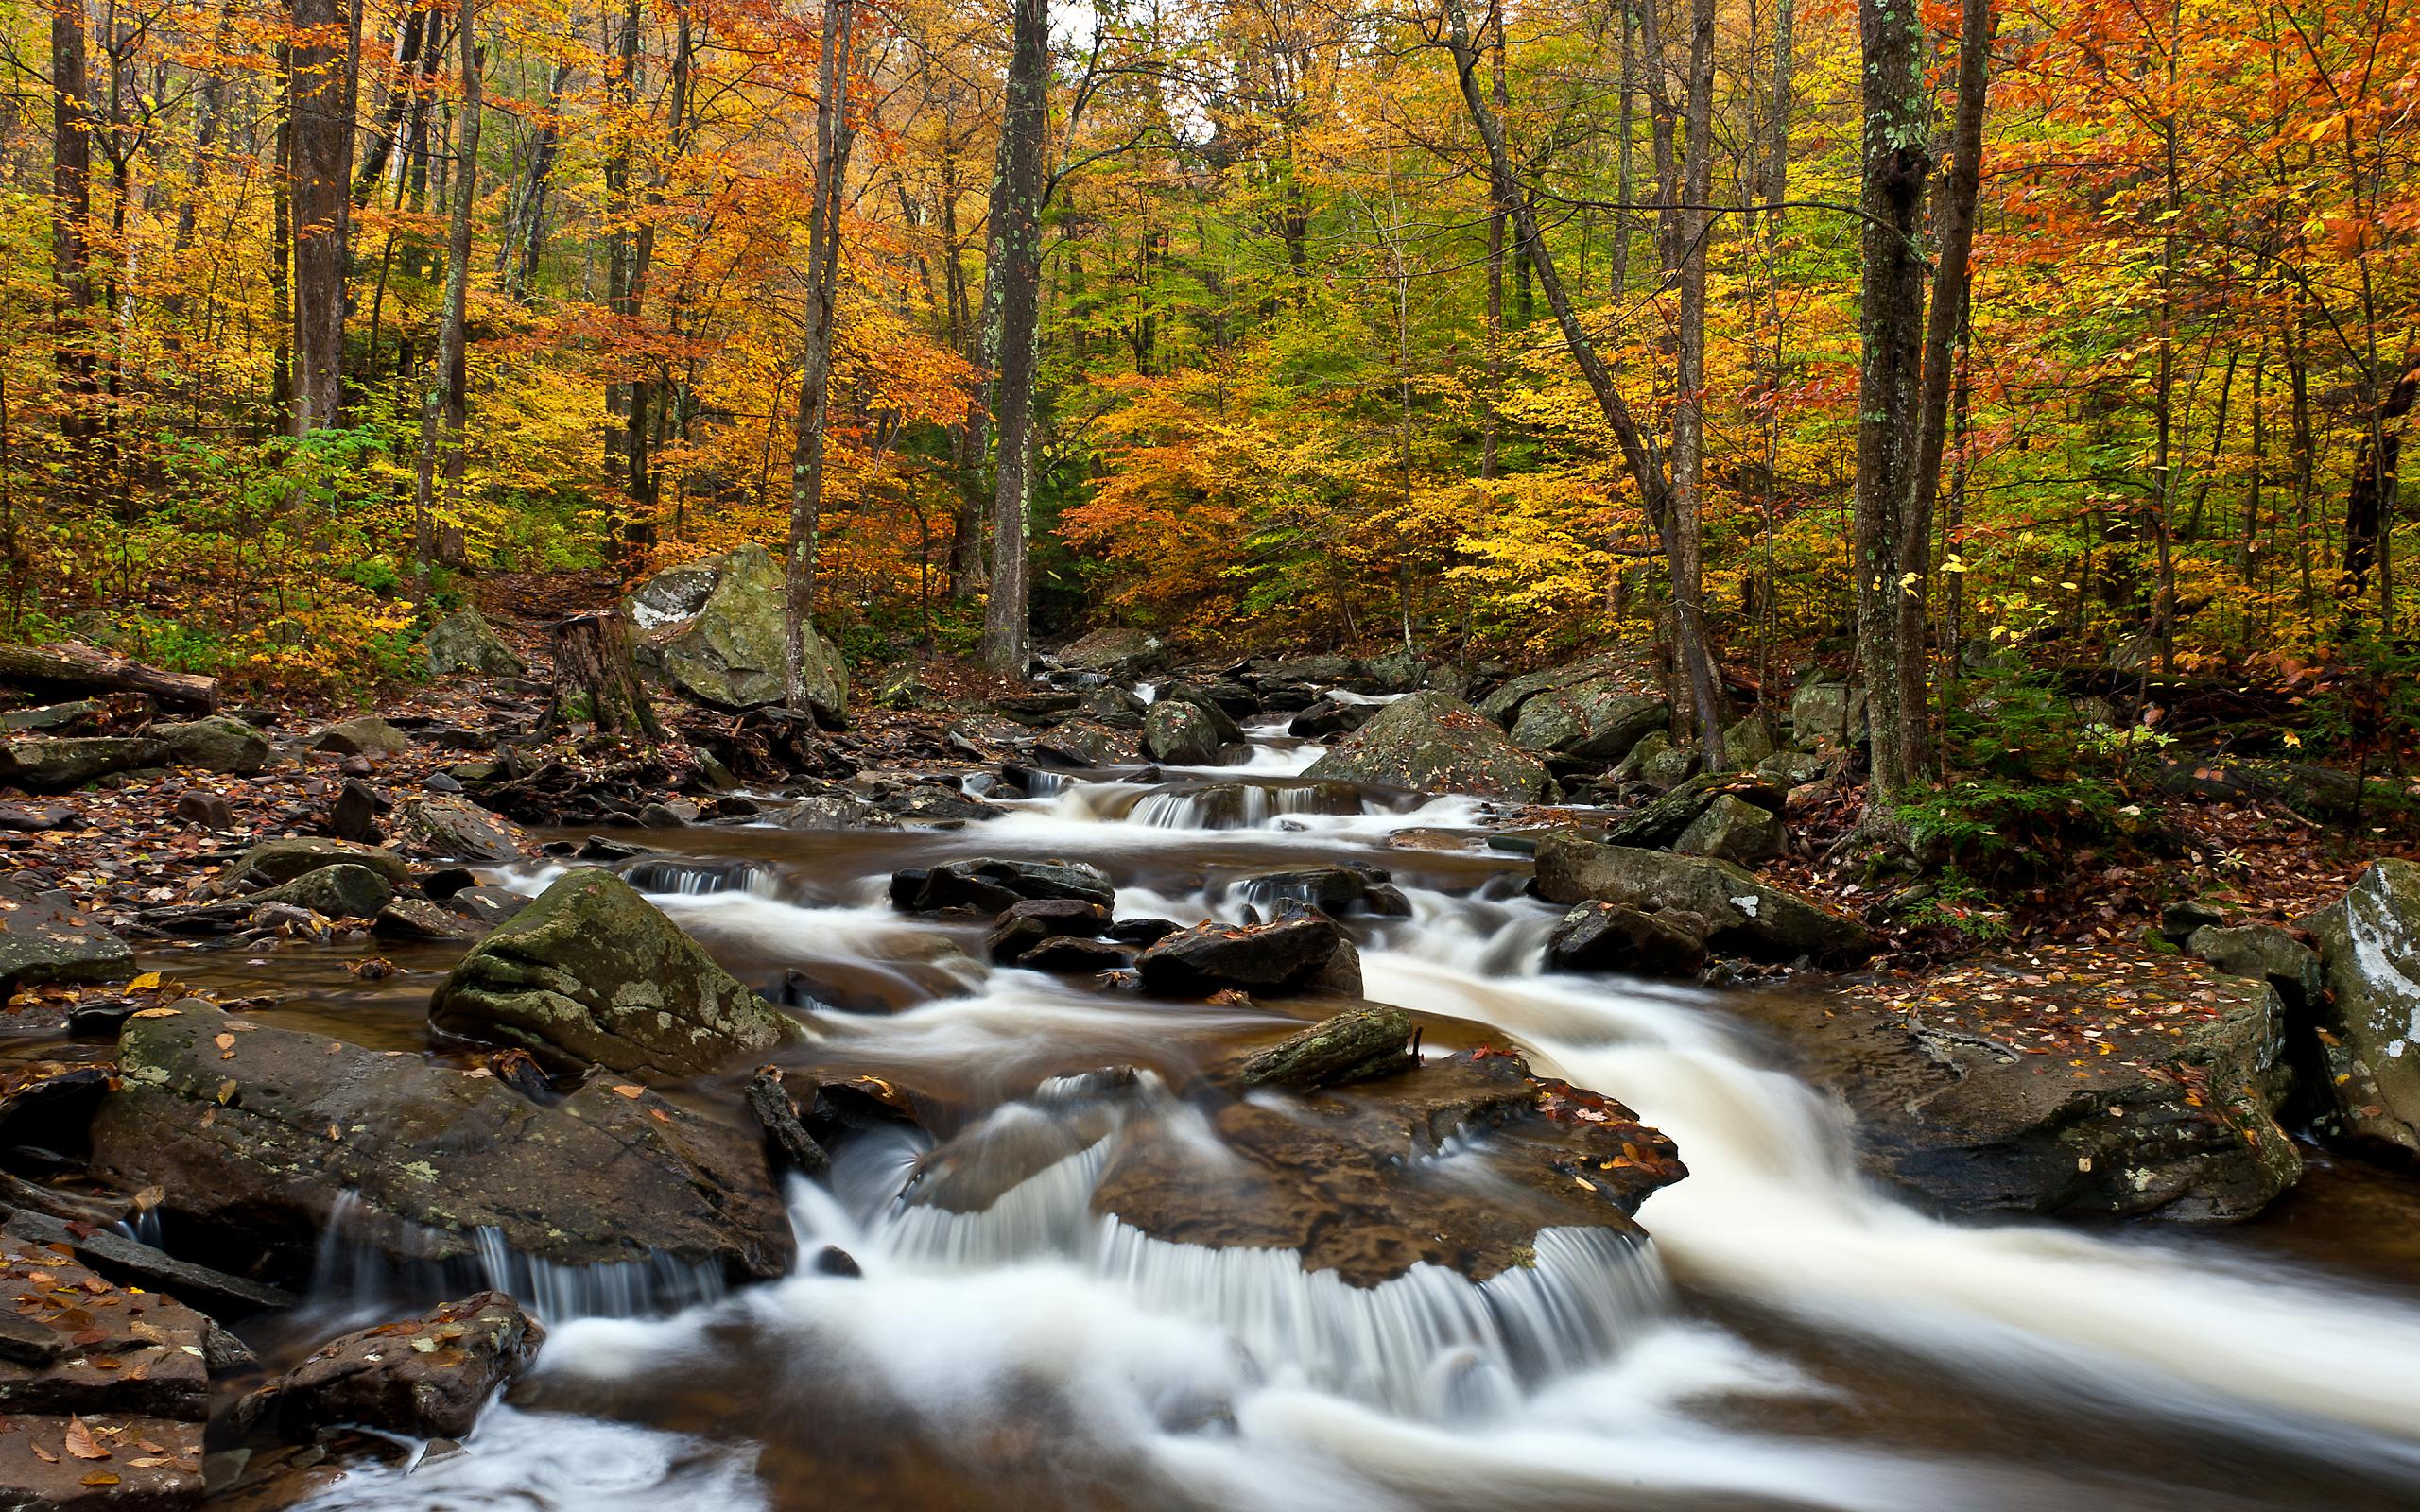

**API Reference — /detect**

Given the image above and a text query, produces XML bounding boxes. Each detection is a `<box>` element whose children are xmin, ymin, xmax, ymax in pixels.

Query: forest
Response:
<box><xmin>0</xmin><ymin>0</ymin><xmax>2418</xmax><ymax>1506</ymax></box>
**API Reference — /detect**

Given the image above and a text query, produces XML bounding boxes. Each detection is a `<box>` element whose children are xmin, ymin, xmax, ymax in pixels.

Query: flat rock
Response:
<box><xmin>306</xmin><ymin>716</ymin><xmax>411</xmax><ymax>759</ymax></box>
<box><xmin>393</xmin><ymin>793</ymin><xmax>531</xmax><ymax>863</ymax></box>
<box><xmin>235</xmin><ymin>1292</ymin><xmax>543</xmax><ymax>1442</ymax></box>
<box><xmin>0</xmin><ymin>893</ymin><xmax>133</xmax><ymax>994</ymax></box>
<box><xmin>1534</xmin><ymin>833</ymin><xmax>1873</xmax><ymax>963</ymax></box>
<box><xmin>0</xmin><ymin>736</ymin><xmax>170</xmax><ymax>792</ymax></box>
<box><xmin>1305</xmin><ymin>692</ymin><xmax>1552</xmax><ymax>799</ymax></box>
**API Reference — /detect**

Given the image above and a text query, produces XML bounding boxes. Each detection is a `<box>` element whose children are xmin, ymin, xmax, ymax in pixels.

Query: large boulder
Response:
<box><xmin>632</xmin><ymin>544</ymin><xmax>848</xmax><ymax>724</ymax></box>
<box><xmin>424</xmin><ymin>608</ymin><xmax>528</xmax><ymax>678</ymax></box>
<box><xmin>91</xmin><ymin>1002</ymin><xmax>793</xmax><ymax>1280</ymax></box>
<box><xmin>430</xmin><ymin>868</ymin><xmax>801</xmax><ymax>1078</ymax></box>
<box><xmin>1747</xmin><ymin>950</ymin><xmax>2300</xmax><ymax>1220</ymax></box>
<box><xmin>1534</xmin><ymin>833</ymin><xmax>1874</xmax><ymax>962</ymax></box>
<box><xmin>1142</xmin><ymin>701</ymin><xmax>1222</xmax><ymax>765</ymax></box>
<box><xmin>891</xmin><ymin>857</ymin><xmax>1115</xmax><ymax>914</ymax></box>
<box><xmin>0</xmin><ymin>735</ymin><xmax>169</xmax><ymax>791</ymax></box>
<box><xmin>1304</xmin><ymin>692</ymin><xmax>1552</xmax><ymax>799</ymax></box>
<box><xmin>2306</xmin><ymin>860</ymin><xmax>2420</xmax><ymax>1157</ymax></box>
<box><xmin>0</xmin><ymin>889</ymin><xmax>132</xmax><ymax>994</ymax></box>
<box><xmin>235</xmin><ymin>1293</ymin><xmax>543</xmax><ymax>1442</ymax></box>
<box><xmin>1508</xmin><ymin>690</ymin><xmax>1668</xmax><ymax>765</ymax></box>
<box><xmin>394</xmin><ymin>793</ymin><xmax>532</xmax><ymax>862</ymax></box>
<box><xmin>2185</xmin><ymin>923</ymin><xmax>2324</xmax><ymax>1016</ymax></box>
<box><xmin>1673</xmin><ymin>793</ymin><xmax>1785</xmax><ymax>865</ymax></box>
<box><xmin>224</xmin><ymin>836</ymin><xmax>410</xmax><ymax>889</ymax></box>
<box><xmin>1056</xmin><ymin>627</ymin><xmax>1168</xmax><ymax>679</ymax></box>
<box><xmin>1601</xmin><ymin>772</ymin><xmax>1785</xmax><ymax>850</ymax></box>
<box><xmin>1135</xmin><ymin>914</ymin><xmax>1359</xmax><ymax>997</ymax></box>
<box><xmin>307</xmin><ymin>715</ymin><xmax>411</xmax><ymax>759</ymax></box>
<box><xmin>1545</xmin><ymin>901</ymin><xmax>1706</xmax><ymax>978</ymax></box>
<box><xmin>155</xmin><ymin>714</ymin><xmax>268</xmax><ymax>775</ymax></box>
<box><xmin>1788</xmin><ymin>681</ymin><xmax>1867</xmax><ymax>755</ymax></box>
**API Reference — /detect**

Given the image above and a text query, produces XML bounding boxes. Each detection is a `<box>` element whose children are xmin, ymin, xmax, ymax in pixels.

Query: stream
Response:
<box><xmin>162</xmin><ymin>713</ymin><xmax>2420</xmax><ymax>1511</ymax></box>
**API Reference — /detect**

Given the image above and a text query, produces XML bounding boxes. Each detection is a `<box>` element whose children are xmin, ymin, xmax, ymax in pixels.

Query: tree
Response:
<box><xmin>412</xmin><ymin>0</ymin><xmax>480</xmax><ymax>589</ymax></box>
<box><xmin>288</xmin><ymin>0</ymin><xmax>355</xmax><ymax>435</ymax></box>
<box><xmin>786</xmin><ymin>0</ymin><xmax>859</xmax><ymax>707</ymax></box>
<box><xmin>978</xmin><ymin>0</ymin><xmax>1050</xmax><ymax>675</ymax></box>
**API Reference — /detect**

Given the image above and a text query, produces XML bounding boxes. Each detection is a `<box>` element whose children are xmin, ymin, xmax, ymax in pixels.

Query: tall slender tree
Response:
<box><xmin>978</xmin><ymin>0</ymin><xmax>1050</xmax><ymax>675</ymax></box>
<box><xmin>786</xmin><ymin>0</ymin><xmax>858</xmax><ymax>708</ymax></box>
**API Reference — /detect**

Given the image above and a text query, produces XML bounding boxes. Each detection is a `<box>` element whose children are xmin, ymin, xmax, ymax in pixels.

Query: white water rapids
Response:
<box><xmin>291</xmin><ymin>730</ymin><xmax>2420</xmax><ymax>1512</ymax></box>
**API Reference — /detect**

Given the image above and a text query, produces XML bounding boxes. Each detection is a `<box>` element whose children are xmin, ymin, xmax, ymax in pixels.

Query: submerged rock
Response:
<box><xmin>90</xmin><ymin>1001</ymin><xmax>793</xmax><ymax>1280</ymax></box>
<box><xmin>1752</xmin><ymin>950</ymin><xmax>2300</xmax><ymax>1221</ymax></box>
<box><xmin>2306</xmin><ymin>860</ymin><xmax>2420</xmax><ymax>1157</ymax></box>
<box><xmin>431</xmin><ymin>868</ymin><xmax>800</xmax><ymax>1077</ymax></box>
<box><xmin>1305</xmin><ymin>691</ymin><xmax>1552</xmax><ymax>800</ymax></box>
<box><xmin>235</xmin><ymin>1292</ymin><xmax>544</xmax><ymax>1442</ymax></box>
<box><xmin>1534</xmin><ymin>833</ymin><xmax>1873</xmax><ymax>963</ymax></box>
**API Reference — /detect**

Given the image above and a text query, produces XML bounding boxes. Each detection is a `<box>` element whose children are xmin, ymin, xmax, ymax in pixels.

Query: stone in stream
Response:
<box><xmin>448</xmin><ymin>885</ymin><xmax>533</xmax><ymax>928</ymax></box>
<box><xmin>1134</xmin><ymin>913</ymin><xmax>1359</xmax><ymax>998</ymax></box>
<box><xmin>891</xmin><ymin>857</ymin><xmax>1115</xmax><ymax>915</ymax></box>
<box><xmin>1744</xmin><ymin>949</ymin><xmax>2300</xmax><ymax>1220</ymax></box>
<box><xmin>90</xmin><ymin>1001</ymin><xmax>794</xmax><ymax>1280</ymax></box>
<box><xmin>307</xmin><ymin>715</ymin><xmax>412</xmax><ymax>759</ymax></box>
<box><xmin>1156</xmin><ymin>680</ymin><xmax>1251</xmax><ymax>736</ymax></box>
<box><xmin>0</xmin><ymin>889</ymin><xmax>132</xmax><ymax>994</ymax></box>
<box><xmin>1287</xmin><ymin>699</ymin><xmax>1376</xmax><ymax>739</ymax></box>
<box><xmin>1034</xmin><ymin>718</ymin><xmax>1140</xmax><ymax>768</ymax></box>
<box><xmin>1545</xmin><ymin>901</ymin><xmax>1708</xmax><ymax>979</ymax></box>
<box><xmin>1673</xmin><ymin>793</ymin><xmax>1786</xmax><ymax>865</ymax></box>
<box><xmin>1534</xmin><ymin>832</ymin><xmax>1875</xmax><ymax>963</ymax></box>
<box><xmin>424</xmin><ymin>607</ymin><xmax>529</xmax><ymax>678</ymax></box>
<box><xmin>1142</xmin><ymin>700</ymin><xmax>1224</xmax><ymax>765</ymax></box>
<box><xmin>372</xmin><ymin>898</ymin><xmax>486</xmax><ymax>942</ymax></box>
<box><xmin>1304</xmin><ymin>691</ymin><xmax>1554</xmax><ymax>800</ymax></box>
<box><xmin>155</xmin><ymin>713</ymin><xmax>269</xmax><ymax>775</ymax></box>
<box><xmin>0</xmin><ymin>734</ymin><xmax>171</xmax><ymax>791</ymax></box>
<box><xmin>2305</xmin><ymin>860</ymin><xmax>2420</xmax><ymax>1157</ymax></box>
<box><xmin>1016</xmin><ymin>936</ymin><xmax>1131</xmax><ymax>973</ymax></box>
<box><xmin>1235</xmin><ymin>1005</ymin><xmax>1413</xmax><ymax>1090</ymax></box>
<box><xmin>394</xmin><ymin>792</ymin><xmax>533</xmax><ymax>862</ymax></box>
<box><xmin>233</xmin><ymin>1292</ymin><xmax>544</xmax><ymax>1443</ymax></box>
<box><xmin>986</xmin><ymin>899</ymin><xmax>1114</xmax><ymax>963</ymax></box>
<box><xmin>431</xmin><ymin>868</ymin><xmax>801</xmax><ymax>1078</ymax></box>
<box><xmin>224</xmin><ymin>836</ymin><xmax>411</xmax><ymax>890</ymax></box>
<box><xmin>143</xmin><ymin>863</ymin><xmax>395</xmax><ymax>935</ymax></box>
<box><xmin>1055</xmin><ymin>627</ymin><xmax>1168</xmax><ymax>679</ymax></box>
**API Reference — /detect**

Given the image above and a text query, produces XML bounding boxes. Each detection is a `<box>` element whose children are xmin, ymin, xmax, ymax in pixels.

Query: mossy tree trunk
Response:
<box><xmin>545</xmin><ymin>612</ymin><xmax>661</xmax><ymax>739</ymax></box>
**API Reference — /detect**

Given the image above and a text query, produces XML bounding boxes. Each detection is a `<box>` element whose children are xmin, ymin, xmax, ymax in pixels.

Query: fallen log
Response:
<box><xmin>0</xmin><ymin>642</ymin><xmax>217</xmax><ymax>713</ymax></box>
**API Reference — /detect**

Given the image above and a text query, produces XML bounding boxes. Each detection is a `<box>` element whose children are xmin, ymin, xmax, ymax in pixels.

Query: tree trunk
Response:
<box><xmin>0</xmin><ymin>643</ymin><xmax>218</xmax><ymax>713</ymax></box>
<box><xmin>544</xmin><ymin>613</ymin><xmax>661</xmax><ymax>738</ymax></box>
<box><xmin>288</xmin><ymin>0</ymin><xmax>354</xmax><ymax>435</ymax></box>
<box><xmin>51</xmin><ymin>0</ymin><xmax>97</xmax><ymax>486</ymax></box>
<box><xmin>503</xmin><ymin>60</ymin><xmax>573</xmax><ymax>301</ymax></box>
<box><xmin>413</xmin><ymin>0</ymin><xmax>480</xmax><ymax>591</ymax></box>
<box><xmin>1671</xmin><ymin>0</ymin><xmax>1719</xmax><ymax>750</ymax></box>
<box><xmin>978</xmin><ymin>0</ymin><xmax>1049</xmax><ymax>676</ymax></box>
<box><xmin>2345</xmin><ymin>352</ymin><xmax>2420</xmax><ymax>595</ymax></box>
<box><xmin>785</xmin><ymin>0</ymin><xmax>856</xmax><ymax>710</ymax></box>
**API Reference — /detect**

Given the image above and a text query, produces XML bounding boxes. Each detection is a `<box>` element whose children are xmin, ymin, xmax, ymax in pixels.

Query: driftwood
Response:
<box><xmin>0</xmin><ymin>643</ymin><xmax>216</xmax><ymax>713</ymax></box>
<box><xmin>747</xmin><ymin>1068</ymin><xmax>831</xmax><ymax>1177</ymax></box>
<box><xmin>544</xmin><ymin>612</ymin><xmax>661</xmax><ymax>739</ymax></box>
<box><xmin>1236</xmin><ymin>1005</ymin><xmax>1415</xmax><ymax>1091</ymax></box>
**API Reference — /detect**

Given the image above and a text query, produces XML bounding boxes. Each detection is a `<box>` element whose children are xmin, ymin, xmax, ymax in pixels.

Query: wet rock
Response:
<box><xmin>147</xmin><ymin>864</ymin><xmax>394</xmax><ymax>934</ymax></box>
<box><xmin>156</xmin><ymin>713</ymin><xmax>269</xmax><ymax>775</ymax></box>
<box><xmin>0</xmin><ymin>1208</ymin><xmax>293</xmax><ymax>1318</ymax></box>
<box><xmin>633</xmin><ymin>544</ymin><xmax>848</xmax><ymax>724</ymax></box>
<box><xmin>1545</xmin><ymin>902</ymin><xmax>1707</xmax><ymax>978</ymax></box>
<box><xmin>1034</xmin><ymin>718</ymin><xmax>1140</xmax><ymax>767</ymax></box>
<box><xmin>873</xmin><ymin>783</ymin><xmax>994</xmax><ymax>824</ymax></box>
<box><xmin>1094</xmin><ymin>1045</ymin><xmax>1685</xmax><ymax>1287</ymax></box>
<box><xmin>235</xmin><ymin>1293</ymin><xmax>543</xmax><ymax>1442</ymax></box>
<box><xmin>431</xmin><ymin>868</ymin><xmax>801</xmax><ymax>1078</ymax></box>
<box><xmin>0</xmin><ymin>892</ymin><xmax>132</xmax><ymax>994</ymax></box>
<box><xmin>1142</xmin><ymin>701</ymin><xmax>1223</xmax><ymax>765</ymax></box>
<box><xmin>1601</xmin><ymin>773</ymin><xmax>1785</xmax><ymax>850</ymax></box>
<box><xmin>1235</xmin><ymin>1005</ymin><xmax>1413</xmax><ymax>1090</ymax></box>
<box><xmin>417</xmin><ymin>867</ymin><xmax>476</xmax><ymax>901</ymax></box>
<box><xmin>394</xmin><ymin>794</ymin><xmax>532</xmax><ymax>863</ymax></box>
<box><xmin>1287</xmin><ymin>699</ymin><xmax>1375</xmax><ymax>739</ymax></box>
<box><xmin>1017</xmin><ymin>936</ymin><xmax>1131</xmax><ymax>973</ymax></box>
<box><xmin>1105</xmin><ymin>917</ymin><xmax>1182</xmax><ymax>946</ymax></box>
<box><xmin>1304</xmin><ymin>691</ymin><xmax>1552</xmax><ymax>800</ymax></box>
<box><xmin>782</xmin><ymin>793</ymin><xmax>896</xmax><ymax>830</ymax></box>
<box><xmin>227</xmin><ymin>836</ymin><xmax>410</xmax><ymax>890</ymax></box>
<box><xmin>0</xmin><ymin>801</ymin><xmax>79</xmax><ymax>831</ymax></box>
<box><xmin>2305</xmin><ymin>860</ymin><xmax>2420</xmax><ymax>1157</ymax></box>
<box><xmin>1135</xmin><ymin>914</ymin><xmax>1353</xmax><ymax>998</ymax></box>
<box><xmin>2184</xmin><ymin>924</ymin><xmax>2323</xmax><ymax>1016</ymax></box>
<box><xmin>424</xmin><ymin>608</ymin><xmax>528</xmax><ymax>678</ymax></box>
<box><xmin>892</xmin><ymin>857</ymin><xmax>1115</xmax><ymax>915</ymax></box>
<box><xmin>0</xmin><ymin>735</ymin><xmax>171</xmax><ymax>791</ymax></box>
<box><xmin>1673</xmin><ymin>793</ymin><xmax>1786</xmax><ymax>865</ymax></box>
<box><xmin>1750</xmin><ymin>954</ymin><xmax>2300</xmax><ymax>1220</ymax></box>
<box><xmin>91</xmin><ymin>1001</ymin><xmax>794</xmax><ymax>1280</ymax></box>
<box><xmin>372</xmin><ymin>898</ymin><xmax>485</xmax><ymax>942</ymax></box>
<box><xmin>986</xmin><ymin>899</ymin><xmax>1114</xmax><ymax>963</ymax></box>
<box><xmin>1056</xmin><ymin>627</ymin><xmax>1168</xmax><ymax>679</ymax></box>
<box><xmin>1534</xmin><ymin>833</ymin><xmax>1875</xmax><ymax>963</ymax></box>
<box><xmin>1158</xmin><ymin>681</ymin><xmax>1251</xmax><ymax>733</ymax></box>
<box><xmin>306</xmin><ymin>716</ymin><xmax>411</xmax><ymax>760</ymax></box>
<box><xmin>747</xmin><ymin>1067</ymin><xmax>831</xmax><ymax>1177</ymax></box>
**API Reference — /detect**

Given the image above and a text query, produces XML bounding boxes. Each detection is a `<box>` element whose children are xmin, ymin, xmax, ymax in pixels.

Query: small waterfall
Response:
<box><xmin>1125</xmin><ymin>782</ymin><xmax>1375</xmax><ymax>831</ymax></box>
<box><xmin>622</xmin><ymin>857</ymin><xmax>776</xmax><ymax>898</ymax></box>
<box><xmin>111</xmin><ymin>1206</ymin><xmax>164</xmax><ymax>1248</ymax></box>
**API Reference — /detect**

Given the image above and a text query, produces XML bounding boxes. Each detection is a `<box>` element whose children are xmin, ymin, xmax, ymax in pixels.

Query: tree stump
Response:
<box><xmin>545</xmin><ymin>612</ymin><xmax>661</xmax><ymax>739</ymax></box>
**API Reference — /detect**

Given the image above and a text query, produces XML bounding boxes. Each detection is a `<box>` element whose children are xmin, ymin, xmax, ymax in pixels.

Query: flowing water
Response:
<box><xmin>155</xmin><ymin>713</ymin><xmax>2420</xmax><ymax>1511</ymax></box>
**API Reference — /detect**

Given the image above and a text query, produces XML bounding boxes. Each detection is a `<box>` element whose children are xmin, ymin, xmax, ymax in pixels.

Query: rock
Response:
<box><xmin>746</xmin><ymin>1068</ymin><xmax>831</xmax><ymax>1177</ymax></box>
<box><xmin>373</xmin><ymin>898</ymin><xmax>485</xmax><ymax>942</ymax></box>
<box><xmin>0</xmin><ymin>1209</ymin><xmax>294</xmax><ymax>1317</ymax></box>
<box><xmin>236</xmin><ymin>1293</ymin><xmax>543</xmax><ymax>1442</ymax></box>
<box><xmin>1088</xmin><ymin>1045</ymin><xmax>1685</xmax><ymax>1286</ymax></box>
<box><xmin>431</xmin><ymin>868</ymin><xmax>800</xmax><ymax>1078</ymax></box>
<box><xmin>1750</xmin><ymin>952</ymin><xmax>2300</xmax><ymax>1220</ymax></box>
<box><xmin>307</xmin><ymin>715</ymin><xmax>412</xmax><ymax>759</ymax></box>
<box><xmin>1545</xmin><ymin>902</ymin><xmax>1707</xmax><ymax>978</ymax></box>
<box><xmin>1076</xmin><ymin>685</ymin><xmax>1147</xmax><ymax>728</ymax></box>
<box><xmin>986</xmin><ymin>899</ymin><xmax>1113</xmax><ymax>962</ymax></box>
<box><xmin>227</xmin><ymin>836</ymin><xmax>410</xmax><ymax>889</ymax></box>
<box><xmin>1105</xmin><ymin>917</ymin><xmax>1182</xmax><ymax>946</ymax></box>
<box><xmin>0</xmin><ymin>801</ymin><xmax>78</xmax><ymax>831</ymax></box>
<box><xmin>1018</xmin><ymin>936</ymin><xmax>1131</xmax><ymax>973</ymax></box>
<box><xmin>1613</xmin><ymin>728</ymin><xmax>1699</xmax><ymax>790</ymax></box>
<box><xmin>417</xmin><ymin>867</ymin><xmax>477</xmax><ymax>901</ymax></box>
<box><xmin>1035</xmin><ymin>718</ymin><xmax>1140</xmax><ymax>767</ymax></box>
<box><xmin>1157</xmin><ymin>681</ymin><xmax>1251</xmax><ymax>734</ymax></box>
<box><xmin>1534</xmin><ymin>833</ymin><xmax>1875</xmax><ymax>963</ymax></box>
<box><xmin>2159</xmin><ymin>899</ymin><xmax>2229</xmax><ymax>946</ymax></box>
<box><xmin>1136</xmin><ymin>914</ymin><xmax>1354</xmax><ymax>997</ymax></box>
<box><xmin>1286</xmin><ymin>699</ymin><xmax>1375</xmax><ymax>739</ymax></box>
<box><xmin>91</xmin><ymin>1001</ymin><xmax>794</xmax><ymax>1279</ymax></box>
<box><xmin>1142</xmin><ymin>700</ymin><xmax>1223</xmax><ymax>765</ymax></box>
<box><xmin>1756</xmin><ymin>750</ymin><xmax>1827</xmax><ymax>789</ymax></box>
<box><xmin>0</xmin><ymin>735</ymin><xmax>170</xmax><ymax>791</ymax></box>
<box><xmin>1788</xmin><ymin>681</ymin><xmax>1866</xmax><ymax>754</ymax></box>
<box><xmin>623</xmin><ymin>557</ymin><xmax>721</xmax><ymax>627</ymax></box>
<box><xmin>636</xmin><ymin>544</ymin><xmax>848</xmax><ymax>724</ymax></box>
<box><xmin>395</xmin><ymin>793</ymin><xmax>532</xmax><ymax>862</ymax></box>
<box><xmin>332</xmin><ymin>777</ymin><xmax>386</xmax><ymax>843</ymax></box>
<box><xmin>1235</xmin><ymin>1005</ymin><xmax>1413</xmax><ymax>1090</ymax></box>
<box><xmin>1601</xmin><ymin>773</ymin><xmax>1786</xmax><ymax>850</ymax></box>
<box><xmin>155</xmin><ymin>713</ymin><xmax>268</xmax><ymax>775</ymax></box>
<box><xmin>1056</xmin><ymin>627</ymin><xmax>1168</xmax><ymax>679</ymax></box>
<box><xmin>1304</xmin><ymin>692</ymin><xmax>1552</xmax><ymax>799</ymax></box>
<box><xmin>1508</xmin><ymin>690</ymin><xmax>1668</xmax><ymax>764</ymax></box>
<box><xmin>268</xmin><ymin>864</ymin><xmax>395</xmax><ymax>919</ymax></box>
<box><xmin>2185</xmin><ymin>925</ymin><xmax>2324</xmax><ymax>1016</ymax></box>
<box><xmin>447</xmin><ymin>885</ymin><xmax>532</xmax><ymax>928</ymax></box>
<box><xmin>2305</xmin><ymin>860</ymin><xmax>2420</xmax><ymax>1156</ymax></box>
<box><xmin>424</xmin><ymin>608</ymin><xmax>528</xmax><ymax>678</ymax></box>
<box><xmin>994</xmin><ymin>690</ymin><xmax>1081</xmax><ymax>726</ymax></box>
<box><xmin>0</xmin><ymin>892</ymin><xmax>132</xmax><ymax>994</ymax></box>
<box><xmin>893</xmin><ymin>857</ymin><xmax>1115</xmax><ymax>914</ymax></box>
<box><xmin>1673</xmin><ymin>793</ymin><xmax>1786</xmax><ymax>865</ymax></box>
